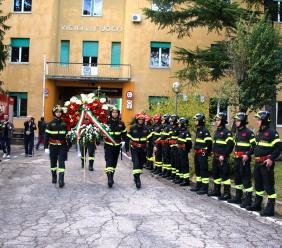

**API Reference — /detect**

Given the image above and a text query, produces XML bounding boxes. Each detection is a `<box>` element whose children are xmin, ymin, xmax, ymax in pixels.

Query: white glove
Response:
<box><xmin>44</xmin><ymin>149</ymin><xmax>49</xmax><ymax>154</ymax></box>
<box><xmin>121</xmin><ymin>141</ymin><xmax>125</xmax><ymax>148</ymax></box>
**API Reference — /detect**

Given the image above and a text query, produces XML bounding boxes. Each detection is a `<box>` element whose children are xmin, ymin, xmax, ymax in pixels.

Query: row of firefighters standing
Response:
<box><xmin>43</xmin><ymin>105</ymin><xmax>282</xmax><ymax>217</ymax></box>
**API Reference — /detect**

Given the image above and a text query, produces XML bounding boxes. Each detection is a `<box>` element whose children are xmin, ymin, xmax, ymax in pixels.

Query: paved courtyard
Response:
<box><xmin>0</xmin><ymin>146</ymin><xmax>282</xmax><ymax>248</ymax></box>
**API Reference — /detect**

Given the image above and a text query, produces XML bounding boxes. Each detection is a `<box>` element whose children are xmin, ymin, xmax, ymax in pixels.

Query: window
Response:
<box><xmin>277</xmin><ymin>101</ymin><xmax>282</xmax><ymax>126</ymax></box>
<box><xmin>9</xmin><ymin>92</ymin><xmax>28</xmax><ymax>117</ymax></box>
<box><xmin>82</xmin><ymin>0</ymin><xmax>102</xmax><ymax>16</ymax></box>
<box><xmin>10</xmin><ymin>38</ymin><xmax>30</xmax><ymax>63</ymax></box>
<box><xmin>265</xmin><ymin>0</ymin><xmax>282</xmax><ymax>22</ymax></box>
<box><xmin>209</xmin><ymin>98</ymin><xmax>229</xmax><ymax>122</ymax></box>
<box><xmin>82</xmin><ymin>41</ymin><xmax>98</xmax><ymax>66</ymax></box>
<box><xmin>111</xmin><ymin>42</ymin><xmax>121</xmax><ymax>67</ymax></box>
<box><xmin>13</xmin><ymin>0</ymin><xmax>32</xmax><ymax>12</ymax></box>
<box><xmin>60</xmin><ymin>40</ymin><xmax>70</xmax><ymax>64</ymax></box>
<box><xmin>150</xmin><ymin>42</ymin><xmax>171</xmax><ymax>68</ymax></box>
<box><xmin>148</xmin><ymin>96</ymin><xmax>169</xmax><ymax>109</ymax></box>
<box><xmin>151</xmin><ymin>0</ymin><xmax>172</xmax><ymax>11</ymax></box>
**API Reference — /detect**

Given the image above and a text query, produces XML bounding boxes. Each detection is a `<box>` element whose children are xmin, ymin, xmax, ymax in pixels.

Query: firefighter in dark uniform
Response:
<box><xmin>152</xmin><ymin>114</ymin><xmax>163</xmax><ymax>175</ymax></box>
<box><xmin>44</xmin><ymin>105</ymin><xmax>69</xmax><ymax>188</ymax></box>
<box><xmin>208</xmin><ymin>112</ymin><xmax>234</xmax><ymax>200</ymax></box>
<box><xmin>125</xmin><ymin>113</ymin><xmax>149</xmax><ymax>189</ymax></box>
<box><xmin>104</xmin><ymin>107</ymin><xmax>127</xmax><ymax>188</ymax></box>
<box><xmin>191</xmin><ymin>113</ymin><xmax>213</xmax><ymax>194</ymax></box>
<box><xmin>168</xmin><ymin>114</ymin><xmax>180</xmax><ymax>181</ymax></box>
<box><xmin>176</xmin><ymin>117</ymin><xmax>192</xmax><ymax>186</ymax></box>
<box><xmin>160</xmin><ymin>114</ymin><xmax>171</xmax><ymax>177</ymax></box>
<box><xmin>80</xmin><ymin>116</ymin><xmax>97</xmax><ymax>171</ymax></box>
<box><xmin>145</xmin><ymin>114</ymin><xmax>154</xmax><ymax>170</ymax></box>
<box><xmin>227</xmin><ymin>112</ymin><xmax>256</xmax><ymax>206</ymax></box>
<box><xmin>246</xmin><ymin>111</ymin><xmax>282</xmax><ymax>216</ymax></box>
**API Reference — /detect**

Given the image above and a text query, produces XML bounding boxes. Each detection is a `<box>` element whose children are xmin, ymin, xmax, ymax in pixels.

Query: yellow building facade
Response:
<box><xmin>1</xmin><ymin>0</ymin><xmax>282</xmax><ymax>134</ymax></box>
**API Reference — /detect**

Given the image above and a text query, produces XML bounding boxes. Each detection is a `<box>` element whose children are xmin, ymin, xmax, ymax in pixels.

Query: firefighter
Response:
<box><xmin>152</xmin><ymin>114</ymin><xmax>163</xmax><ymax>175</ymax></box>
<box><xmin>191</xmin><ymin>113</ymin><xmax>213</xmax><ymax>194</ymax></box>
<box><xmin>44</xmin><ymin>105</ymin><xmax>69</xmax><ymax>188</ymax></box>
<box><xmin>145</xmin><ymin>114</ymin><xmax>154</xmax><ymax>170</ymax></box>
<box><xmin>104</xmin><ymin>107</ymin><xmax>127</xmax><ymax>188</ymax></box>
<box><xmin>125</xmin><ymin>113</ymin><xmax>149</xmax><ymax>189</ymax></box>
<box><xmin>208</xmin><ymin>112</ymin><xmax>234</xmax><ymax>200</ymax></box>
<box><xmin>176</xmin><ymin>117</ymin><xmax>192</xmax><ymax>186</ymax></box>
<box><xmin>160</xmin><ymin>114</ymin><xmax>171</xmax><ymax>177</ymax></box>
<box><xmin>246</xmin><ymin>111</ymin><xmax>282</xmax><ymax>216</ymax></box>
<box><xmin>227</xmin><ymin>112</ymin><xmax>256</xmax><ymax>206</ymax></box>
<box><xmin>168</xmin><ymin>114</ymin><xmax>180</xmax><ymax>181</ymax></box>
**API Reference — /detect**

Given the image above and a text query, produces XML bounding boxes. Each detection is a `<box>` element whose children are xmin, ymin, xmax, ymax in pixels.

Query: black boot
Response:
<box><xmin>218</xmin><ymin>185</ymin><xmax>231</xmax><ymax>201</ymax></box>
<box><xmin>227</xmin><ymin>189</ymin><xmax>243</xmax><ymax>204</ymax></box>
<box><xmin>153</xmin><ymin>166</ymin><xmax>161</xmax><ymax>174</ymax></box>
<box><xmin>134</xmin><ymin>174</ymin><xmax>141</xmax><ymax>189</ymax></box>
<box><xmin>159</xmin><ymin>168</ymin><xmax>166</xmax><ymax>177</ymax></box>
<box><xmin>81</xmin><ymin>160</ymin><xmax>84</xmax><ymax>169</ymax></box>
<box><xmin>246</xmin><ymin>195</ymin><xmax>263</xmax><ymax>212</ymax></box>
<box><xmin>89</xmin><ymin>161</ymin><xmax>94</xmax><ymax>171</ymax></box>
<box><xmin>147</xmin><ymin>161</ymin><xmax>154</xmax><ymax>170</ymax></box>
<box><xmin>58</xmin><ymin>173</ymin><xmax>65</xmax><ymax>188</ymax></box>
<box><xmin>197</xmin><ymin>184</ymin><xmax>209</xmax><ymax>195</ymax></box>
<box><xmin>107</xmin><ymin>172</ymin><xmax>114</xmax><ymax>188</ymax></box>
<box><xmin>208</xmin><ymin>184</ymin><xmax>221</xmax><ymax>197</ymax></box>
<box><xmin>190</xmin><ymin>182</ymin><xmax>202</xmax><ymax>192</ymax></box>
<box><xmin>174</xmin><ymin>176</ymin><xmax>182</xmax><ymax>184</ymax></box>
<box><xmin>240</xmin><ymin>192</ymin><xmax>253</xmax><ymax>208</ymax></box>
<box><xmin>51</xmin><ymin>171</ymin><xmax>57</xmax><ymax>184</ymax></box>
<box><xmin>260</xmin><ymin>199</ymin><xmax>275</xmax><ymax>217</ymax></box>
<box><xmin>163</xmin><ymin>170</ymin><xmax>171</xmax><ymax>178</ymax></box>
<box><xmin>179</xmin><ymin>178</ymin><xmax>190</xmax><ymax>187</ymax></box>
<box><xmin>168</xmin><ymin>173</ymin><xmax>176</xmax><ymax>181</ymax></box>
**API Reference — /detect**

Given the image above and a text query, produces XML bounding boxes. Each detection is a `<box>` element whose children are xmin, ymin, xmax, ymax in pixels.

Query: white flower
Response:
<box><xmin>64</xmin><ymin>101</ymin><xmax>70</xmax><ymax>106</ymax></box>
<box><xmin>70</xmin><ymin>96</ymin><xmax>78</xmax><ymax>103</ymax></box>
<box><xmin>88</xmin><ymin>98</ymin><xmax>94</xmax><ymax>104</ymax></box>
<box><xmin>100</xmin><ymin>98</ymin><xmax>107</xmax><ymax>103</ymax></box>
<box><xmin>62</xmin><ymin>107</ymin><xmax>68</xmax><ymax>114</ymax></box>
<box><xmin>88</xmin><ymin>93</ymin><xmax>95</xmax><ymax>99</ymax></box>
<box><xmin>102</xmin><ymin>105</ymin><xmax>109</xmax><ymax>110</ymax></box>
<box><xmin>75</xmin><ymin>100</ymin><xmax>82</xmax><ymax>105</ymax></box>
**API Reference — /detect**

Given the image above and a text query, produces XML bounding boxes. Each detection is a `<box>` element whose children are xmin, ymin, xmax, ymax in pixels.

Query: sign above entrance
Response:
<box><xmin>62</xmin><ymin>24</ymin><xmax>123</xmax><ymax>33</ymax></box>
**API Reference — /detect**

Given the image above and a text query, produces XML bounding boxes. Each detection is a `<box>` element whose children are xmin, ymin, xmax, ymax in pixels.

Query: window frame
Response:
<box><xmin>9</xmin><ymin>92</ymin><xmax>28</xmax><ymax>117</ymax></box>
<box><xmin>13</xmin><ymin>0</ymin><xmax>32</xmax><ymax>13</ymax></box>
<box><xmin>276</xmin><ymin>101</ymin><xmax>282</xmax><ymax>127</ymax></box>
<box><xmin>10</xmin><ymin>46</ymin><xmax>30</xmax><ymax>64</ymax></box>
<box><xmin>150</xmin><ymin>44</ymin><xmax>171</xmax><ymax>69</ymax></box>
<box><xmin>82</xmin><ymin>0</ymin><xmax>103</xmax><ymax>17</ymax></box>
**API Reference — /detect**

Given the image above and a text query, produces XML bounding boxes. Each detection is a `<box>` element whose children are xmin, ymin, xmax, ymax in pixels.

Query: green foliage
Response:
<box><xmin>146</xmin><ymin>93</ymin><xmax>209</xmax><ymax>131</ymax></box>
<box><xmin>0</xmin><ymin>0</ymin><xmax>10</xmax><ymax>72</ymax></box>
<box><xmin>228</xmin><ymin>18</ymin><xmax>282</xmax><ymax>111</ymax></box>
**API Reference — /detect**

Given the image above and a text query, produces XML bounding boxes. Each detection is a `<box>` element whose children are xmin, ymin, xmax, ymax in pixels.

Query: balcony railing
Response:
<box><xmin>45</xmin><ymin>62</ymin><xmax>131</xmax><ymax>82</ymax></box>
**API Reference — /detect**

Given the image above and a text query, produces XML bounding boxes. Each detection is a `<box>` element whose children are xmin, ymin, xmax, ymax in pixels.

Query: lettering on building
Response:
<box><xmin>62</xmin><ymin>25</ymin><xmax>123</xmax><ymax>32</ymax></box>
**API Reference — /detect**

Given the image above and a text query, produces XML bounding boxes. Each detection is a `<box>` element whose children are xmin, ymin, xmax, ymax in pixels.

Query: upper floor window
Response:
<box><xmin>150</xmin><ymin>42</ymin><xmax>171</xmax><ymax>68</ymax></box>
<box><xmin>277</xmin><ymin>101</ymin><xmax>282</xmax><ymax>126</ymax></box>
<box><xmin>82</xmin><ymin>0</ymin><xmax>102</xmax><ymax>16</ymax></box>
<box><xmin>10</xmin><ymin>38</ymin><xmax>30</xmax><ymax>63</ymax></box>
<box><xmin>13</xmin><ymin>0</ymin><xmax>32</xmax><ymax>12</ymax></box>
<box><xmin>272</xmin><ymin>0</ymin><xmax>282</xmax><ymax>22</ymax></box>
<box><xmin>9</xmin><ymin>92</ymin><xmax>28</xmax><ymax>117</ymax></box>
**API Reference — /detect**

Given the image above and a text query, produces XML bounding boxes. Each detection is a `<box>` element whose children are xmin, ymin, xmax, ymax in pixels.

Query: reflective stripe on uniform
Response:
<box><xmin>214</xmin><ymin>178</ymin><xmax>222</xmax><ymax>184</ymax></box>
<box><xmin>245</xmin><ymin>187</ymin><xmax>253</xmax><ymax>192</ymax></box>
<box><xmin>51</xmin><ymin>167</ymin><xmax>57</xmax><ymax>171</ymax></box>
<box><xmin>105</xmin><ymin>167</ymin><xmax>115</xmax><ymax>173</ymax></box>
<box><xmin>104</xmin><ymin>141</ymin><xmax>121</xmax><ymax>146</ymax></box>
<box><xmin>46</xmin><ymin>130</ymin><xmax>66</xmax><ymax>134</ymax></box>
<box><xmin>235</xmin><ymin>184</ymin><xmax>244</xmax><ymax>190</ymax></box>
<box><xmin>201</xmin><ymin>178</ymin><xmax>209</xmax><ymax>184</ymax></box>
<box><xmin>272</xmin><ymin>138</ymin><xmax>281</xmax><ymax>146</ymax></box>
<box><xmin>89</xmin><ymin>157</ymin><xmax>95</xmax><ymax>161</ymax></box>
<box><xmin>57</xmin><ymin>168</ymin><xmax>65</xmax><ymax>173</ymax></box>
<box><xmin>196</xmin><ymin>176</ymin><xmax>202</xmax><ymax>182</ymax></box>
<box><xmin>132</xmin><ymin>169</ymin><xmax>143</xmax><ymax>174</ymax></box>
<box><xmin>236</xmin><ymin>142</ymin><xmax>251</xmax><ymax>147</ymax></box>
<box><xmin>109</xmin><ymin>131</ymin><xmax>121</xmax><ymax>135</ymax></box>
<box><xmin>223</xmin><ymin>179</ymin><xmax>231</xmax><ymax>185</ymax></box>
<box><xmin>196</xmin><ymin>138</ymin><xmax>205</xmax><ymax>143</ymax></box>
<box><xmin>214</xmin><ymin>140</ymin><xmax>226</xmax><ymax>145</ymax></box>
<box><xmin>249</xmin><ymin>138</ymin><xmax>256</xmax><ymax>144</ymax></box>
<box><xmin>225</xmin><ymin>137</ymin><xmax>234</xmax><ymax>142</ymax></box>
<box><xmin>268</xmin><ymin>193</ymin><xmax>277</xmax><ymax>199</ymax></box>
<box><xmin>257</xmin><ymin>141</ymin><xmax>272</xmax><ymax>147</ymax></box>
<box><xmin>256</xmin><ymin>191</ymin><xmax>264</xmax><ymax>196</ymax></box>
<box><xmin>182</xmin><ymin>173</ymin><xmax>189</xmax><ymax>179</ymax></box>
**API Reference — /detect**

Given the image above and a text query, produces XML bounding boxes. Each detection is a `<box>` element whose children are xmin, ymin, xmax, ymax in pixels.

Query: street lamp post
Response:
<box><xmin>172</xmin><ymin>82</ymin><xmax>181</xmax><ymax>115</ymax></box>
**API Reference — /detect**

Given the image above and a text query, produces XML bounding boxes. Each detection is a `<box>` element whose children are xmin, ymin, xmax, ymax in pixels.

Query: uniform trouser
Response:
<box><xmin>49</xmin><ymin>144</ymin><xmax>67</xmax><ymax>174</ymax></box>
<box><xmin>194</xmin><ymin>153</ymin><xmax>209</xmax><ymax>185</ymax></box>
<box><xmin>146</xmin><ymin>142</ymin><xmax>154</xmax><ymax>166</ymax></box>
<box><xmin>104</xmin><ymin>144</ymin><xmax>121</xmax><ymax>173</ymax></box>
<box><xmin>24</xmin><ymin>135</ymin><xmax>34</xmax><ymax>155</ymax></box>
<box><xmin>2</xmin><ymin>136</ymin><xmax>11</xmax><ymax>155</ymax></box>
<box><xmin>131</xmin><ymin>147</ymin><xmax>146</xmax><ymax>174</ymax></box>
<box><xmin>178</xmin><ymin>148</ymin><xmax>189</xmax><ymax>179</ymax></box>
<box><xmin>234</xmin><ymin>158</ymin><xmax>253</xmax><ymax>192</ymax></box>
<box><xmin>170</xmin><ymin>146</ymin><xmax>178</xmax><ymax>176</ymax></box>
<box><xmin>154</xmin><ymin>144</ymin><xmax>163</xmax><ymax>169</ymax></box>
<box><xmin>80</xmin><ymin>144</ymin><xmax>96</xmax><ymax>165</ymax></box>
<box><xmin>254</xmin><ymin>162</ymin><xmax>276</xmax><ymax>199</ymax></box>
<box><xmin>212</xmin><ymin>157</ymin><xmax>231</xmax><ymax>186</ymax></box>
<box><xmin>162</xmin><ymin>143</ymin><xmax>171</xmax><ymax>171</ymax></box>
